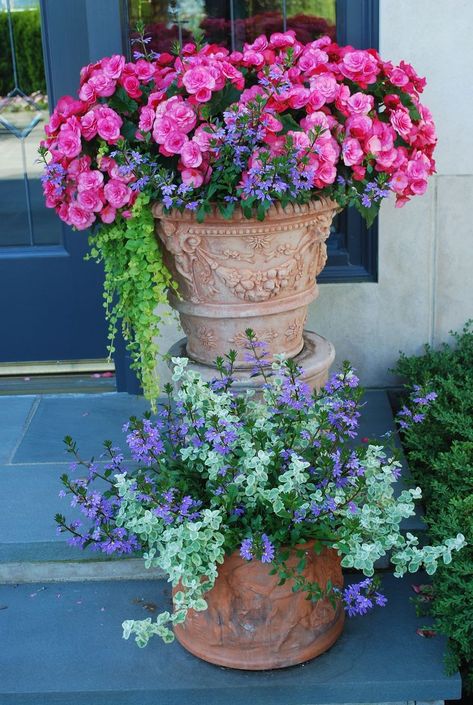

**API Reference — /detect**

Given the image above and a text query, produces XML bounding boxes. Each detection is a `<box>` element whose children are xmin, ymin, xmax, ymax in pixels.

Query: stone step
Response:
<box><xmin>0</xmin><ymin>574</ymin><xmax>460</xmax><ymax>705</ymax></box>
<box><xmin>0</xmin><ymin>390</ymin><xmax>424</xmax><ymax>581</ymax></box>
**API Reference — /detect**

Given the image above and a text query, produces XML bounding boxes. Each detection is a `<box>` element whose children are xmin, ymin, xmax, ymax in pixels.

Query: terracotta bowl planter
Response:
<box><xmin>173</xmin><ymin>544</ymin><xmax>344</xmax><ymax>670</ymax></box>
<box><xmin>153</xmin><ymin>199</ymin><xmax>339</xmax><ymax>367</ymax></box>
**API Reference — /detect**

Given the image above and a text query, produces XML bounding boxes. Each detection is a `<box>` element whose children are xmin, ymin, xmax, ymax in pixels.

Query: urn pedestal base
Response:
<box><xmin>167</xmin><ymin>329</ymin><xmax>335</xmax><ymax>394</ymax></box>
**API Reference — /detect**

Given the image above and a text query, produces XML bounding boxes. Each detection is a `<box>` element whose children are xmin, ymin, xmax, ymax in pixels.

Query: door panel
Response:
<box><xmin>0</xmin><ymin>0</ymin><xmax>124</xmax><ymax>364</ymax></box>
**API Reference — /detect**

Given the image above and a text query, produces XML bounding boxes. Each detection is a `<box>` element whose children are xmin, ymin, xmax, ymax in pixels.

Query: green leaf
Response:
<box><xmin>279</xmin><ymin>112</ymin><xmax>301</xmax><ymax>134</ymax></box>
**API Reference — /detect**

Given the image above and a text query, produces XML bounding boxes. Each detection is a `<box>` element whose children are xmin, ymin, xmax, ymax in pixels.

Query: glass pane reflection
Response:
<box><xmin>128</xmin><ymin>0</ymin><xmax>336</xmax><ymax>53</ymax></box>
<box><xmin>0</xmin><ymin>0</ymin><xmax>62</xmax><ymax>247</ymax></box>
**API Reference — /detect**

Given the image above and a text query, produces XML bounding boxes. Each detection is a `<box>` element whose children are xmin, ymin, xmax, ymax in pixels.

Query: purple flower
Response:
<box><xmin>240</xmin><ymin>538</ymin><xmax>254</xmax><ymax>561</ymax></box>
<box><xmin>340</xmin><ymin>578</ymin><xmax>387</xmax><ymax>617</ymax></box>
<box><xmin>261</xmin><ymin>534</ymin><xmax>275</xmax><ymax>563</ymax></box>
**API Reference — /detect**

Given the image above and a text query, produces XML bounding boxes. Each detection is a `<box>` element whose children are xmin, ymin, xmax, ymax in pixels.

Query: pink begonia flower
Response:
<box><xmin>241</xmin><ymin>50</ymin><xmax>265</xmax><ymax>68</ymax></box>
<box><xmin>95</xmin><ymin>108</ymin><xmax>122</xmax><ymax>143</ymax></box>
<box><xmin>88</xmin><ymin>71</ymin><xmax>116</xmax><ymax>97</ymax></box>
<box><xmin>67</xmin><ymin>155</ymin><xmax>91</xmax><ymax>177</ymax></box>
<box><xmin>395</xmin><ymin>196</ymin><xmax>410</xmax><ymax>207</ymax></box>
<box><xmin>121</xmin><ymin>210</ymin><xmax>133</xmax><ymax>219</ymax></box>
<box><xmin>244</xmin><ymin>35</ymin><xmax>268</xmax><ymax>52</ymax></box>
<box><xmin>168</xmin><ymin>100</ymin><xmax>196</xmax><ymax>133</ymax></box>
<box><xmin>194</xmin><ymin>87</ymin><xmax>212</xmax><ymax>103</ymax></box>
<box><xmin>104</xmin><ymin>179</ymin><xmax>131</xmax><ymax>209</ymax></box>
<box><xmin>77</xmin><ymin>188</ymin><xmax>104</xmax><ymax>212</ymax></box>
<box><xmin>80</xmin><ymin>110</ymin><xmax>98</xmax><ymax>140</ymax></box>
<box><xmin>352</xmin><ymin>164</ymin><xmax>366</xmax><ymax>181</ymax></box>
<box><xmin>269</xmin><ymin>31</ymin><xmax>296</xmax><ymax>48</ymax></box>
<box><xmin>340</xmin><ymin>50</ymin><xmax>380</xmax><ymax>85</ymax></box>
<box><xmin>163</xmin><ymin>130</ymin><xmax>188</xmax><ymax>154</ymax></box>
<box><xmin>153</xmin><ymin>116</ymin><xmax>174</xmax><ymax>144</ymax></box>
<box><xmin>307</xmin><ymin>89</ymin><xmax>327</xmax><ymax>111</ymax></box>
<box><xmin>347</xmin><ymin>92</ymin><xmax>374</xmax><ymax>115</ymax></box>
<box><xmin>220</xmin><ymin>61</ymin><xmax>245</xmax><ymax>90</ymax></box>
<box><xmin>55</xmin><ymin>96</ymin><xmax>84</xmax><ymax>120</ymax></box>
<box><xmin>346</xmin><ymin>114</ymin><xmax>373</xmax><ymax>140</ymax></box>
<box><xmin>390</xmin><ymin>109</ymin><xmax>413</xmax><ymax>138</ymax></box>
<box><xmin>287</xmin><ymin>130</ymin><xmax>311</xmax><ymax>151</ymax></box>
<box><xmin>44</xmin><ymin>112</ymin><xmax>61</xmax><ymax>136</ymax></box>
<box><xmin>181</xmin><ymin>140</ymin><xmax>203</xmax><ymax>168</ymax></box>
<box><xmin>406</xmin><ymin>153</ymin><xmax>430</xmax><ymax>180</ymax></box>
<box><xmin>262</xmin><ymin>113</ymin><xmax>283</xmax><ymax>132</ymax></box>
<box><xmin>410</xmin><ymin>179</ymin><xmax>428</xmax><ymax>194</ymax></box>
<box><xmin>376</xmin><ymin>148</ymin><xmax>398</xmax><ymax>169</ymax></box>
<box><xmin>298</xmin><ymin>48</ymin><xmax>328</xmax><ymax>74</ymax></box>
<box><xmin>181</xmin><ymin>168</ymin><xmax>204</xmax><ymax>188</ymax></box>
<box><xmin>120</xmin><ymin>73</ymin><xmax>142</xmax><ymax>99</ymax></box>
<box><xmin>138</xmin><ymin>106</ymin><xmax>155</xmax><ymax>133</ymax></box>
<box><xmin>100</xmin><ymin>205</ymin><xmax>117</xmax><ymax>223</ymax></box>
<box><xmin>79</xmin><ymin>61</ymin><xmax>100</xmax><ymax>86</ymax></box>
<box><xmin>288</xmin><ymin>86</ymin><xmax>311</xmax><ymax>109</ymax></box>
<box><xmin>390</xmin><ymin>171</ymin><xmax>409</xmax><ymax>193</ymax></box>
<box><xmin>193</xmin><ymin>123</ymin><xmax>216</xmax><ymax>151</ymax></box>
<box><xmin>97</xmin><ymin>156</ymin><xmax>116</xmax><ymax>173</ymax></box>
<box><xmin>182</xmin><ymin>66</ymin><xmax>216</xmax><ymax>94</ymax></box>
<box><xmin>43</xmin><ymin>181</ymin><xmax>60</xmax><ymax>208</ymax></box>
<box><xmin>301</xmin><ymin>110</ymin><xmax>330</xmax><ymax>134</ymax></box>
<box><xmin>335</xmin><ymin>84</ymin><xmax>351</xmax><ymax>112</ymax></box>
<box><xmin>342</xmin><ymin>138</ymin><xmax>364</xmax><ymax>166</ymax></box>
<box><xmin>77</xmin><ymin>170</ymin><xmax>104</xmax><ymax>192</ymax></box>
<box><xmin>389</xmin><ymin>67</ymin><xmax>409</xmax><ymax>87</ymax></box>
<box><xmin>240</xmin><ymin>84</ymin><xmax>265</xmax><ymax>104</ymax></box>
<box><xmin>56</xmin><ymin>202</ymin><xmax>69</xmax><ymax>222</ymax></box>
<box><xmin>110</xmin><ymin>165</ymin><xmax>134</xmax><ymax>183</ymax></box>
<box><xmin>316</xmin><ymin>162</ymin><xmax>337</xmax><ymax>185</ymax></box>
<box><xmin>78</xmin><ymin>81</ymin><xmax>96</xmax><ymax>103</ymax></box>
<box><xmin>134</xmin><ymin>59</ymin><xmax>156</xmax><ymax>83</ymax></box>
<box><xmin>68</xmin><ymin>203</ymin><xmax>95</xmax><ymax>230</ymax></box>
<box><xmin>101</xmin><ymin>54</ymin><xmax>125</xmax><ymax>80</ymax></box>
<box><xmin>57</xmin><ymin>118</ymin><xmax>82</xmax><ymax>158</ymax></box>
<box><xmin>310</xmin><ymin>74</ymin><xmax>339</xmax><ymax>102</ymax></box>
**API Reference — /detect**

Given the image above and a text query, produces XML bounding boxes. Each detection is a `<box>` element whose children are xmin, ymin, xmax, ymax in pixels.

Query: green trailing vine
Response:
<box><xmin>88</xmin><ymin>194</ymin><xmax>176</xmax><ymax>403</ymax></box>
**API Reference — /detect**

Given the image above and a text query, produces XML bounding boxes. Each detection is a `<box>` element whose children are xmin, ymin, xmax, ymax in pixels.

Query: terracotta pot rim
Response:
<box><xmin>153</xmin><ymin>197</ymin><xmax>340</xmax><ymax>222</ymax></box>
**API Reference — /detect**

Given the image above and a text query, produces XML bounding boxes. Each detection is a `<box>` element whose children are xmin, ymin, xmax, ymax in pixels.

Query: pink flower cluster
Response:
<box><xmin>41</xmin><ymin>33</ymin><xmax>436</xmax><ymax>229</ymax></box>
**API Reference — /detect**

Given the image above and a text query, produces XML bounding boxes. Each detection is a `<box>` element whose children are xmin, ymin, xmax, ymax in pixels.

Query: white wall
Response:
<box><xmin>156</xmin><ymin>0</ymin><xmax>473</xmax><ymax>388</ymax></box>
<box><xmin>308</xmin><ymin>0</ymin><xmax>473</xmax><ymax>385</ymax></box>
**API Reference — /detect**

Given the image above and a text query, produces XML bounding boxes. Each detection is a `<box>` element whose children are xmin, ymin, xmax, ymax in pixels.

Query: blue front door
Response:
<box><xmin>0</xmin><ymin>0</ymin><xmax>125</xmax><ymax>365</ymax></box>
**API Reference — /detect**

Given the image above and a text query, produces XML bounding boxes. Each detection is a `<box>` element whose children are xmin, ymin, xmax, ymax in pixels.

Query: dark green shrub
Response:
<box><xmin>429</xmin><ymin>496</ymin><xmax>473</xmax><ymax>690</ymax></box>
<box><xmin>395</xmin><ymin>321</ymin><xmax>473</xmax><ymax>691</ymax></box>
<box><xmin>0</xmin><ymin>9</ymin><xmax>45</xmax><ymax>97</ymax></box>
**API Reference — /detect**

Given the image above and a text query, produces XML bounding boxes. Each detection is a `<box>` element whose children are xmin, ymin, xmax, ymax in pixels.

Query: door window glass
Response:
<box><xmin>0</xmin><ymin>0</ymin><xmax>62</xmax><ymax>247</ymax></box>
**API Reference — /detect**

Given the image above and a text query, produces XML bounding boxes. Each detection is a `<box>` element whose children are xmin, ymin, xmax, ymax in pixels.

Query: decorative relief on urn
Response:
<box><xmin>228</xmin><ymin>329</ymin><xmax>279</xmax><ymax>347</ymax></box>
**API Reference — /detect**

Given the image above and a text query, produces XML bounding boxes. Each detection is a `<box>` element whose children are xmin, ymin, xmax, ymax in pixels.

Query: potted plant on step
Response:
<box><xmin>56</xmin><ymin>334</ymin><xmax>465</xmax><ymax>670</ymax></box>
<box><xmin>39</xmin><ymin>29</ymin><xmax>436</xmax><ymax>398</ymax></box>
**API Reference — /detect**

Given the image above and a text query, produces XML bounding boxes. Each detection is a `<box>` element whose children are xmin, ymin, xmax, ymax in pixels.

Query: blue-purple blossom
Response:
<box><xmin>261</xmin><ymin>534</ymin><xmax>275</xmax><ymax>563</ymax></box>
<box><xmin>240</xmin><ymin>538</ymin><xmax>254</xmax><ymax>561</ymax></box>
<box><xmin>125</xmin><ymin>419</ymin><xmax>164</xmax><ymax>465</ymax></box>
<box><xmin>340</xmin><ymin>578</ymin><xmax>387</xmax><ymax>617</ymax></box>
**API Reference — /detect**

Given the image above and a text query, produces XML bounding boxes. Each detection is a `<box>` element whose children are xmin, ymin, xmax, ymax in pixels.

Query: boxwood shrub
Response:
<box><xmin>395</xmin><ymin>322</ymin><xmax>473</xmax><ymax>693</ymax></box>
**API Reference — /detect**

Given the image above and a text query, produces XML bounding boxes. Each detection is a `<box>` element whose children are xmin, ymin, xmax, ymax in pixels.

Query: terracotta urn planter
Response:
<box><xmin>153</xmin><ymin>199</ymin><xmax>339</xmax><ymax>367</ymax></box>
<box><xmin>173</xmin><ymin>544</ymin><xmax>344</xmax><ymax>670</ymax></box>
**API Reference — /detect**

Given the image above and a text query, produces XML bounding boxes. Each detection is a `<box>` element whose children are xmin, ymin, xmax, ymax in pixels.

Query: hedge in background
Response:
<box><xmin>0</xmin><ymin>9</ymin><xmax>45</xmax><ymax>97</ymax></box>
<box><xmin>395</xmin><ymin>322</ymin><xmax>473</xmax><ymax>692</ymax></box>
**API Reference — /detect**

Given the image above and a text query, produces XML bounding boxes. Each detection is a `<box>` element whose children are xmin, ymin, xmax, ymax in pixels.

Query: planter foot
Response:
<box><xmin>167</xmin><ymin>329</ymin><xmax>335</xmax><ymax>394</ymax></box>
